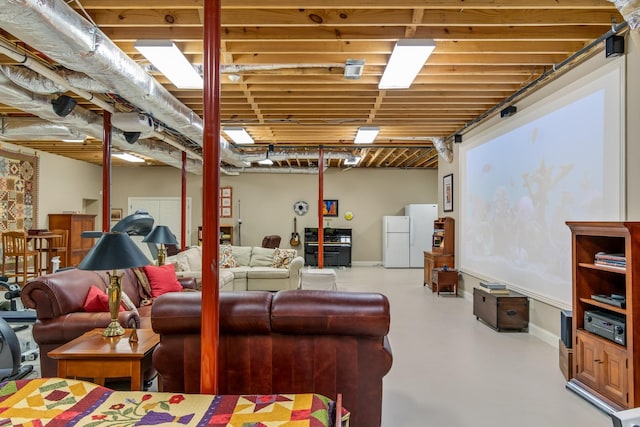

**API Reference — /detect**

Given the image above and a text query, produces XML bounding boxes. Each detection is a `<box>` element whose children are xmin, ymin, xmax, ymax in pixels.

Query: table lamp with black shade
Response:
<box><xmin>78</xmin><ymin>232</ymin><xmax>150</xmax><ymax>337</ymax></box>
<box><xmin>142</xmin><ymin>225</ymin><xmax>178</xmax><ymax>266</ymax></box>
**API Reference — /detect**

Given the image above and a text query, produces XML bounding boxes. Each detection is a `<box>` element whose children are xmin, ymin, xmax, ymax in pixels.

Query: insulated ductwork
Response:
<box><xmin>0</xmin><ymin>65</ymin><xmax>66</xmax><ymax>94</ymax></box>
<box><xmin>0</xmin><ymin>117</ymin><xmax>85</xmax><ymax>141</ymax></box>
<box><xmin>0</xmin><ymin>0</ymin><xmax>204</xmax><ymax>146</ymax></box>
<box><xmin>432</xmin><ymin>137</ymin><xmax>453</xmax><ymax>163</ymax></box>
<box><xmin>0</xmin><ymin>72</ymin><xmax>202</xmax><ymax>173</ymax></box>
<box><xmin>609</xmin><ymin>0</ymin><xmax>640</xmax><ymax>29</ymax></box>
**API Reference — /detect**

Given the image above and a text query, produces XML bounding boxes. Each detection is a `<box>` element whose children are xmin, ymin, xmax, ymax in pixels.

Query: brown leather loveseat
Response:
<box><xmin>20</xmin><ymin>268</ymin><xmax>194</xmax><ymax>378</ymax></box>
<box><xmin>152</xmin><ymin>289</ymin><xmax>393</xmax><ymax>427</ymax></box>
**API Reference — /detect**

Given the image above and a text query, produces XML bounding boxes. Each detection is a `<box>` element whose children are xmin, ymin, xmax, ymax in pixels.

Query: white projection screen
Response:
<box><xmin>459</xmin><ymin>58</ymin><xmax>625</xmax><ymax>308</ymax></box>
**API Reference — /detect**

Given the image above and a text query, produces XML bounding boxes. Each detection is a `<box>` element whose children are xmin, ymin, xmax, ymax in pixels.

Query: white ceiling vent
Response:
<box><xmin>344</xmin><ymin>59</ymin><xmax>365</xmax><ymax>79</ymax></box>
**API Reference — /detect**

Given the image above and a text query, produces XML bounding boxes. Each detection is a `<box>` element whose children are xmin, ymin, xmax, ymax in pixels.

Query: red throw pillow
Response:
<box><xmin>83</xmin><ymin>286</ymin><xmax>124</xmax><ymax>312</ymax></box>
<box><xmin>143</xmin><ymin>264</ymin><xmax>183</xmax><ymax>298</ymax></box>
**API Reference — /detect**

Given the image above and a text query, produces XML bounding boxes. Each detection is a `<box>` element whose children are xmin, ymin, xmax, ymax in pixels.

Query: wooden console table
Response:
<box><xmin>48</xmin><ymin>328</ymin><xmax>159</xmax><ymax>391</ymax></box>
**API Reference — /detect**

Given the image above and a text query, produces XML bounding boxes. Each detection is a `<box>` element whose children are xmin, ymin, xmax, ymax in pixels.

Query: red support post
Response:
<box><xmin>102</xmin><ymin>111</ymin><xmax>111</xmax><ymax>232</ymax></box>
<box><xmin>318</xmin><ymin>147</ymin><xmax>324</xmax><ymax>268</ymax></box>
<box><xmin>201</xmin><ymin>0</ymin><xmax>221</xmax><ymax>394</ymax></box>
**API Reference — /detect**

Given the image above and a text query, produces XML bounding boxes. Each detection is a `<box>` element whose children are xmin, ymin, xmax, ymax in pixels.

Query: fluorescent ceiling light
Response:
<box><xmin>223</xmin><ymin>127</ymin><xmax>254</xmax><ymax>144</ymax></box>
<box><xmin>113</xmin><ymin>152</ymin><xmax>145</xmax><ymax>163</ymax></box>
<box><xmin>343</xmin><ymin>156</ymin><xmax>362</xmax><ymax>166</ymax></box>
<box><xmin>378</xmin><ymin>39</ymin><xmax>435</xmax><ymax>89</ymax></box>
<box><xmin>135</xmin><ymin>40</ymin><xmax>203</xmax><ymax>89</ymax></box>
<box><xmin>355</xmin><ymin>126</ymin><xmax>380</xmax><ymax>144</ymax></box>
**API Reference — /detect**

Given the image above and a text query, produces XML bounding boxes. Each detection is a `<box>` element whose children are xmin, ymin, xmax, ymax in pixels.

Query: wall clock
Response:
<box><xmin>293</xmin><ymin>201</ymin><xmax>309</xmax><ymax>216</ymax></box>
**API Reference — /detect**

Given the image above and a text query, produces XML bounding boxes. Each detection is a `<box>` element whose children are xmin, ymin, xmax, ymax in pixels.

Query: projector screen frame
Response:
<box><xmin>458</xmin><ymin>55</ymin><xmax>626</xmax><ymax>309</ymax></box>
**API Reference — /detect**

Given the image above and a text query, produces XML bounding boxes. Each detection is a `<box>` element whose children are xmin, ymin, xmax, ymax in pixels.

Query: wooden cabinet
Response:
<box><xmin>473</xmin><ymin>288</ymin><xmax>529</xmax><ymax>331</ymax></box>
<box><xmin>48</xmin><ymin>213</ymin><xmax>96</xmax><ymax>267</ymax></box>
<box><xmin>423</xmin><ymin>217</ymin><xmax>455</xmax><ymax>288</ymax></box>
<box><xmin>565</xmin><ymin>221</ymin><xmax>640</xmax><ymax>411</ymax></box>
<box><xmin>431</xmin><ymin>268</ymin><xmax>458</xmax><ymax>295</ymax></box>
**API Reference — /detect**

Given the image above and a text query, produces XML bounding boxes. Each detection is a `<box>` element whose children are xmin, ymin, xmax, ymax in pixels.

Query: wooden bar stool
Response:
<box><xmin>45</xmin><ymin>229</ymin><xmax>68</xmax><ymax>270</ymax></box>
<box><xmin>1</xmin><ymin>231</ymin><xmax>40</xmax><ymax>286</ymax></box>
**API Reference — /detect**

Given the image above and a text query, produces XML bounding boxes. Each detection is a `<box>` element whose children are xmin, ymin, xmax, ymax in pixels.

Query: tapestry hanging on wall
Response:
<box><xmin>0</xmin><ymin>149</ymin><xmax>39</xmax><ymax>232</ymax></box>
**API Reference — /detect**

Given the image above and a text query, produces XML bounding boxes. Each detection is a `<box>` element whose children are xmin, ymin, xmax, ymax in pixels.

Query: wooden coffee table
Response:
<box><xmin>48</xmin><ymin>328</ymin><xmax>159</xmax><ymax>391</ymax></box>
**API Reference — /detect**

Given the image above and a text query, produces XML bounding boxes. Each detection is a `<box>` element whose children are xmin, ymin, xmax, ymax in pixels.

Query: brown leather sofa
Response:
<box><xmin>20</xmin><ymin>268</ymin><xmax>194</xmax><ymax>378</ymax></box>
<box><xmin>152</xmin><ymin>289</ymin><xmax>393</xmax><ymax>427</ymax></box>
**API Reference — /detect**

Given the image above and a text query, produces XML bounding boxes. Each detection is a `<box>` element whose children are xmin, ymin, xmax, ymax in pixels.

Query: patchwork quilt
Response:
<box><xmin>0</xmin><ymin>378</ymin><xmax>349</xmax><ymax>427</ymax></box>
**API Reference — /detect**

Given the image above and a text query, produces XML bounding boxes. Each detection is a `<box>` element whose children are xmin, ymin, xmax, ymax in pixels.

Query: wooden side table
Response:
<box><xmin>431</xmin><ymin>268</ymin><xmax>458</xmax><ymax>295</ymax></box>
<box><xmin>48</xmin><ymin>328</ymin><xmax>159</xmax><ymax>391</ymax></box>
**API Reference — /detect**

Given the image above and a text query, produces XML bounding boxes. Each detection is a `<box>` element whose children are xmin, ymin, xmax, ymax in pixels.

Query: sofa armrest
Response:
<box><xmin>288</xmin><ymin>256</ymin><xmax>305</xmax><ymax>288</ymax></box>
<box><xmin>178</xmin><ymin>276</ymin><xmax>198</xmax><ymax>290</ymax></box>
<box><xmin>32</xmin><ymin>311</ymin><xmax>140</xmax><ymax>345</ymax></box>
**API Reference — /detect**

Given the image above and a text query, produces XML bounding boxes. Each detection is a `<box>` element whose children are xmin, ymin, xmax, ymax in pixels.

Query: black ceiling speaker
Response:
<box><xmin>500</xmin><ymin>105</ymin><xmax>517</xmax><ymax>118</ymax></box>
<box><xmin>124</xmin><ymin>132</ymin><xmax>141</xmax><ymax>144</ymax></box>
<box><xmin>454</xmin><ymin>134</ymin><xmax>462</xmax><ymax>143</ymax></box>
<box><xmin>606</xmin><ymin>35</ymin><xmax>625</xmax><ymax>58</ymax></box>
<box><xmin>51</xmin><ymin>95</ymin><xmax>77</xmax><ymax>117</ymax></box>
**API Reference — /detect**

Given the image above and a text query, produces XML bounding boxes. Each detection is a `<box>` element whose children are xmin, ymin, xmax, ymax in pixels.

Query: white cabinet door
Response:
<box><xmin>128</xmin><ymin>197</ymin><xmax>192</xmax><ymax>257</ymax></box>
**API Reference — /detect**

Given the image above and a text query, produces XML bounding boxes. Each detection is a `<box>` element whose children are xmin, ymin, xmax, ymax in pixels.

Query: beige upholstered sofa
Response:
<box><xmin>166</xmin><ymin>245</ymin><xmax>304</xmax><ymax>291</ymax></box>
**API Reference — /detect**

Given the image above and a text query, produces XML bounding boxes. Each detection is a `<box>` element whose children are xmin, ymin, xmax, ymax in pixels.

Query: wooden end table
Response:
<box><xmin>48</xmin><ymin>328</ymin><xmax>159</xmax><ymax>391</ymax></box>
<box><xmin>431</xmin><ymin>268</ymin><xmax>459</xmax><ymax>295</ymax></box>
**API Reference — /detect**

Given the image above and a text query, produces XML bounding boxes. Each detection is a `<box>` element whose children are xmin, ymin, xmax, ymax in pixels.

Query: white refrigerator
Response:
<box><xmin>382</xmin><ymin>216</ymin><xmax>410</xmax><ymax>268</ymax></box>
<box><xmin>405</xmin><ymin>204</ymin><xmax>438</xmax><ymax>268</ymax></box>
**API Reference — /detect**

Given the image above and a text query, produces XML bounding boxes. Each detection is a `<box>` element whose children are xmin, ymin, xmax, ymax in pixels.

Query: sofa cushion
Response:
<box><xmin>143</xmin><ymin>264</ymin><xmax>183</xmax><ymax>297</ymax></box>
<box><xmin>247</xmin><ymin>267</ymin><xmax>290</xmax><ymax>279</ymax></box>
<box><xmin>83</xmin><ymin>285</ymin><xmax>124</xmax><ymax>312</ymax></box>
<box><xmin>229</xmin><ymin>266</ymin><xmax>250</xmax><ymax>279</ymax></box>
<box><xmin>272</xmin><ymin>248</ymin><xmax>297</xmax><ymax>268</ymax></box>
<box><xmin>249</xmin><ymin>247</ymin><xmax>275</xmax><ymax>267</ymax></box>
<box><xmin>231</xmin><ymin>246</ymin><xmax>252</xmax><ymax>266</ymax></box>
<box><xmin>220</xmin><ymin>245</ymin><xmax>237</xmax><ymax>268</ymax></box>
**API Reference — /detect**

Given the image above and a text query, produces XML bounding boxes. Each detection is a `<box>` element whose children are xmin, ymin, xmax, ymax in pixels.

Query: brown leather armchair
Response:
<box><xmin>152</xmin><ymin>290</ymin><xmax>393</xmax><ymax>427</ymax></box>
<box><xmin>261</xmin><ymin>234</ymin><xmax>281</xmax><ymax>248</ymax></box>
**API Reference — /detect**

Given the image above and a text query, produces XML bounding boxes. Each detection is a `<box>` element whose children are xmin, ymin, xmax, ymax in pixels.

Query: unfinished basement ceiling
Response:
<box><xmin>0</xmin><ymin>0</ymin><xmax>626</xmax><ymax>171</ymax></box>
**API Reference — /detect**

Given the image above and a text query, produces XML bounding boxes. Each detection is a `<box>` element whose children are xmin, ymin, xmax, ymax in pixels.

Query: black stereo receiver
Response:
<box><xmin>584</xmin><ymin>310</ymin><xmax>626</xmax><ymax>346</ymax></box>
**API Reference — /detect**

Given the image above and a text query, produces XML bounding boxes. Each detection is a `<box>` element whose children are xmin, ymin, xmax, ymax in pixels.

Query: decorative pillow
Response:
<box><xmin>120</xmin><ymin>291</ymin><xmax>138</xmax><ymax>314</ymax></box>
<box><xmin>250</xmin><ymin>246</ymin><xmax>276</xmax><ymax>267</ymax></box>
<box><xmin>132</xmin><ymin>267</ymin><xmax>154</xmax><ymax>304</ymax></box>
<box><xmin>232</xmin><ymin>246</ymin><xmax>252</xmax><ymax>266</ymax></box>
<box><xmin>83</xmin><ymin>286</ymin><xmax>124</xmax><ymax>312</ymax></box>
<box><xmin>143</xmin><ymin>264</ymin><xmax>183</xmax><ymax>298</ymax></box>
<box><xmin>220</xmin><ymin>245</ymin><xmax>237</xmax><ymax>268</ymax></box>
<box><xmin>272</xmin><ymin>248</ymin><xmax>297</xmax><ymax>268</ymax></box>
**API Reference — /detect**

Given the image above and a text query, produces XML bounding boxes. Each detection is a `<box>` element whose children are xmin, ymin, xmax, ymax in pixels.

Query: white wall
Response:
<box><xmin>111</xmin><ymin>167</ymin><xmax>437</xmax><ymax>263</ymax></box>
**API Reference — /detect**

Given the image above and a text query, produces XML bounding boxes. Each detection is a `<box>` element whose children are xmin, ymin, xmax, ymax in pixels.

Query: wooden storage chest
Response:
<box><xmin>473</xmin><ymin>288</ymin><xmax>529</xmax><ymax>331</ymax></box>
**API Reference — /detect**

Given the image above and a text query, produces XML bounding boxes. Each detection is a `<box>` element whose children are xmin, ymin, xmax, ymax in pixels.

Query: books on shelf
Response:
<box><xmin>594</xmin><ymin>251</ymin><xmax>626</xmax><ymax>268</ymax></box>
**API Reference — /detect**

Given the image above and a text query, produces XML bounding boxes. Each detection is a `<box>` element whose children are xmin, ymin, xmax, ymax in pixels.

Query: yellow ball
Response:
<box><xmin>344</xmin><ymin>211</ymin><xmax>353</xmax><ymax>221</ymax></box>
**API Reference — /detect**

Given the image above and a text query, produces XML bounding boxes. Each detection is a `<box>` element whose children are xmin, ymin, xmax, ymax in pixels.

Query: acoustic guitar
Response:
<box><xmin>290</xmin><ymin>217</ymin><xmax>300</xmax><ymax>246</ymax></box>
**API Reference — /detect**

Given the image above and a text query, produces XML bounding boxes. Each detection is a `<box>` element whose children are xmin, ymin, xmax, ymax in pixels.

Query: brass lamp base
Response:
<box><xmin>103</xmin><ymin>320</ymin><xmax>126</xmax><ymax>337</ymax></box>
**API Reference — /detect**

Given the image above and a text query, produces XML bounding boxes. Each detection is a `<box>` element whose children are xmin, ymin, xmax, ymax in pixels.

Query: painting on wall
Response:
<box><xmin>323</xmin><ymin>200</ymin><xmax>338</xmax><ymax>217</ymax></box>
<box><xmin>0</xmin><ymin>149</ymin><xmax>39</xmax><ymax>232</ymax></box>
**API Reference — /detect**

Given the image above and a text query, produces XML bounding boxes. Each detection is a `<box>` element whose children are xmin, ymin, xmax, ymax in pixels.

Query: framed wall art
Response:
<box><xmin>443</xmin><ymin>174</ymin><xmax>453</xmax><ymax>212</ymax></box>
<box><xmin>220</xmin><ymin>186</ymin><xmax>232</xmax><ymax>218</ymax></box>
<box><xmin>322</xmin><ymin>199</ymin><xmax>338</xmax><ymax>217</ymax></box>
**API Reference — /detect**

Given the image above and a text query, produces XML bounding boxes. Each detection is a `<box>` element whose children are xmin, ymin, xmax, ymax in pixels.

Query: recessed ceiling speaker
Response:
<box><xmin>124</xmin><ymin>131</ymin><xmax>141</xmax><ymax>144</ymax></box>
<box><xmin>500</xmin><ymin>105</ymin><xmax>517</xmax><ymax>118</ymax></box>
<box><xmin>454</xmin><ymin>134</ymin><xmax>462</xmax><ymax>143</ymax></box>
<box><xmin>51</xmin><ymin>95</ymin><xmax>77</xmax><ymax>117</ymax></box>
<box><xmin>606</xmin><ymin>35</ymin><xmax>625</xmax><ymax>58</ymax></box>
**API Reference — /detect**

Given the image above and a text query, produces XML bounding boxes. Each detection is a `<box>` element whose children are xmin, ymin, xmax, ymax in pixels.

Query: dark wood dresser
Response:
<box><xmin>473</xmin><ymin>288</ymin><xmax>529</xmax><ymax>331</ymax></box>
<box><xmin>48</xmin><ymin>213</ymin><xmax>96</xmax><ymax>267</ymax></box>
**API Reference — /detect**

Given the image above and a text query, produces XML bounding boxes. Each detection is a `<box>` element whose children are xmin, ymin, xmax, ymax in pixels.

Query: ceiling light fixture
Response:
<box><xmin>134</xmin><ymin>40</ymin><xmax>203</xmax><ymax>89</ymax></box>
<box><xmin>258</xmin><ymin>145</ymin><xmax>274</xmax><ymax>165</ymax></box>
<box><xmin>113</xmin><ymin>152</ymin><xmax>145</xmax><ymax>163</ymax></box>
<box><xmin>355</xmin><ymin>126</ymin><xmax>380</xmax><ymax>144</ymax></box>
<box><xmin>378</xmin><ymin>39</ymin><xmax>436</xmax><ymax>89</ymax></box>
<box><xmin>223</xmin><ymin>127</ymin><xmax>254</xmax><ymax>144</ymax></box>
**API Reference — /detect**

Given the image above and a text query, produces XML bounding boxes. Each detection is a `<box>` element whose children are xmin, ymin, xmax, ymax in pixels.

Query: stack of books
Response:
<box><xmin>479</xmin><ymin>282</ymin><xmax>510</xmax><ymax>294</ymax></box>
<box><xmin>594</xmin><ymin>251</ymin><xmax>626</xmax><ymax>268</ymax></box>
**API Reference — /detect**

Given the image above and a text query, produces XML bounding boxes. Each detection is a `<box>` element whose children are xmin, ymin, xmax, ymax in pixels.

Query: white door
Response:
<box><xmin>128</xmin><ymin>197</ymin><xmax>192</xmax><ymax>258</ymax></box>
